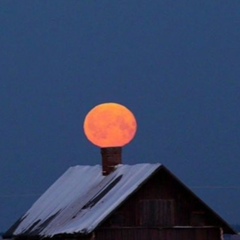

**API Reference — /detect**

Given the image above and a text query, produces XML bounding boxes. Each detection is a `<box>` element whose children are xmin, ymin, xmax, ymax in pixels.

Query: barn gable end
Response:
<box><xmin>4</xmin><ymin>164</ymin><xmax>236</xmax><ymax>240</ymax></box>
<box><xmin>95</xmin><ymin>166</ymin><xmax>235</xmax><ymax>240</ymax></box>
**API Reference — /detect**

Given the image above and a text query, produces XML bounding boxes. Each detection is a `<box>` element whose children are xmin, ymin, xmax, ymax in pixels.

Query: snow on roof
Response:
<box><xmin>11</xmin><ymin>163</ymin><xmax>161</xmax><ymax>238</ymax></box>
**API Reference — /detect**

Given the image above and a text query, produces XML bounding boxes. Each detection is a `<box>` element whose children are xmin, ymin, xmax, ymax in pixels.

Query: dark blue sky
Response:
<box><xmin>1</xmin><ymin>1</ymin><xmax>240</xmax><ymax>231</ymax></box>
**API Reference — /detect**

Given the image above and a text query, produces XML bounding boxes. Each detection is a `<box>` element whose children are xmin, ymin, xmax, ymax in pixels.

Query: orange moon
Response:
<box><xmin>83</xmin><ymin>103</ymin><xmax>137</xmax><ymax>148</ymax></box>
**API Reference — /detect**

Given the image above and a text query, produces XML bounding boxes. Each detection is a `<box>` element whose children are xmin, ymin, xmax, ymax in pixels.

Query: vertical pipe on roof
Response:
<box><xmin>101</xmin><ymin>147</ymin><xmax>122</xmax><ymax>175</ymax></box>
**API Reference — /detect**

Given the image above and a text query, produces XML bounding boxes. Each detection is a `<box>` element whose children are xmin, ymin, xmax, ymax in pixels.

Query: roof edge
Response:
<box><xmin>160</xmin><ymin>165</ymin><xmax>237</xmax><ymax>235</ymax></box>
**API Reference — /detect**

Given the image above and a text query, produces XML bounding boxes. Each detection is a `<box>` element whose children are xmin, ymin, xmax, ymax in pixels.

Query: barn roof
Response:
<box><xmin>4</xmin><ymin>163</ymin><xmax>236</xmax><ymax>238</ymax></box>
<box><xmin>5</xmin><ymin>163</ymin><xmax>161</xmax><ymax>238</ymax></box>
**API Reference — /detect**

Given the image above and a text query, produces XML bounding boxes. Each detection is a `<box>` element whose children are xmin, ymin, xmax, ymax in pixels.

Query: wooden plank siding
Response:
<box><xmin>99</xmin><ymin>169</ymin><xmax>221</xmax><ymax>228</ymax></box>
<box><xmin>138</xmin><ymin>199</ymin><xmax>175</xmax><ymax>226</ymax></box>
<box><xmin>97</xmin><ymin>168</ymin><xmax>225</xmax><ymax>239</ymax></box>
<box><xmin>96</xmin><ymin>227</ymin><xmax>222</xmax><ymax>240</ymax></box>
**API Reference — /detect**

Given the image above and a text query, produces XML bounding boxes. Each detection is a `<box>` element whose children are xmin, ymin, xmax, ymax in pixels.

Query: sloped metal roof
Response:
<box><xmin>9</xmin><ymin>163</ymin><xmax>161</xmax><ymax>238</ymax></box>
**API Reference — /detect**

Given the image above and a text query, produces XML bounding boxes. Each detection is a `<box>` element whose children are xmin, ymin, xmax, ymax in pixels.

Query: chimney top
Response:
<box><xmin>101</xmin><ymin>147</ymin><xmax>122</xmax><ymax>175</ymax></box>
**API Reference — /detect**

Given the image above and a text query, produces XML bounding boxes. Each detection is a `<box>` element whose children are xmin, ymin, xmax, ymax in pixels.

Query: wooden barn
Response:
<box><xmin>4</xmin><ymin>148</ymin><xmax>237</xmax><ymax>240</ymax></box>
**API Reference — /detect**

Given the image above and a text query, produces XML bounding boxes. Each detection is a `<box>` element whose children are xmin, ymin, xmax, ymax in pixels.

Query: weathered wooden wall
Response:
<box><xmin>96</xmin><ymin>227</ymin><xmax>221</xmax><ymax>240</ymax></box>
<box><xmin>99</xmin><ymin>168</ymin><xmax>221</xmax><ymax>228</ymax></box>
<box><xmin>96</xmin><ymin>168</ymin><xmax>224</xmax><ymax>240</ymax></box>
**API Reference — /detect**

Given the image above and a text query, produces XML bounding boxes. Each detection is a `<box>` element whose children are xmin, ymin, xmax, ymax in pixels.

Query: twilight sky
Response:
<box><xmin>1</xmin><ymin>1</ymin><xmax>240</xmax><ymax>231</ymax></box>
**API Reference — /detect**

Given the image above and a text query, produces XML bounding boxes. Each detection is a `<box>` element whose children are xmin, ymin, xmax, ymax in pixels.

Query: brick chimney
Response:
<box><xmin>101</xmin><ymin>147</ymin><xmax>122</xmax><ymax>175</ymax></box>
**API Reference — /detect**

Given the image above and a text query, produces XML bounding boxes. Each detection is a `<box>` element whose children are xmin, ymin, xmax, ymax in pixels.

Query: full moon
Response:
<box><xmin>83</xmin><ymin>103</ymin><xmax>137</xmax><ymax>148</ymax></box>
